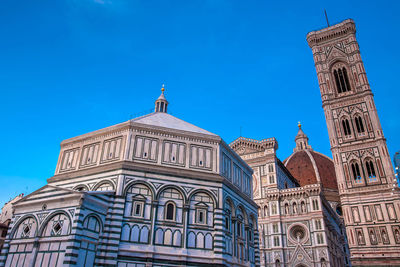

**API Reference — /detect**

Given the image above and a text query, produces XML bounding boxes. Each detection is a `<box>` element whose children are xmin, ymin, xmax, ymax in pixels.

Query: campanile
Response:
<box><xmin>307</xmin><ymin>19</ymin><xmax>400</xmax><ymax>266</ymax></box>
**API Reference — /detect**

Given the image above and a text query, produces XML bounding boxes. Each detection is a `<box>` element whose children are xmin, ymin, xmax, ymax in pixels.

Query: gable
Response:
<box><xmin>15</xmin><ymin>185</ymin><xmax>82</xmax><ymax>205</ymax></box>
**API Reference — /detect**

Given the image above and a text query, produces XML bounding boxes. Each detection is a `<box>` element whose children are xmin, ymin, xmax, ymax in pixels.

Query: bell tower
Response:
<box><xmin>307</xmin><ymin>19</ymin><xmax>400</xmax><ymax>266</ymax></box>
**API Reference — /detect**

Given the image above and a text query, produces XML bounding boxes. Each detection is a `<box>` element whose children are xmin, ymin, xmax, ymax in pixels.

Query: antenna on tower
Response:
<box><xmin>324</xmin><ymin>9</ymin><xmax>330</xmax><ymax>27</ymax></box>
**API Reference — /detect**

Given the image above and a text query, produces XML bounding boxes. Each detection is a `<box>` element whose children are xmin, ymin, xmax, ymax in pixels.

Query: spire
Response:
<box><xmin>294</xmin><ymin>122</ymin><xmax>312</xmax><ymax>152</ymax></box>
<box><xmin>154</xmin><ymin>84</ymin><xmax>168</xmax><ymax>113</ymax></box>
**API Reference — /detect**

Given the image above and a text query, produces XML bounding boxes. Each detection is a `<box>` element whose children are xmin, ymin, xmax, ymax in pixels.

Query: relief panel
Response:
<box><xmin>374</xmin><ymin>204</ymin><xmax>384</xmax><ymax>221</ymax></box>
<box><xmin>80</xmin><ymin>143</ymin><xmax>100</xmax><ymax>168</ymax></box>
<box><xmin>367</xmin><ymin>227</ymin><xmax>378</xmax><ymax>245</ymax></box>
<box><xmin>392</xmin><ymin>226</ymin><xmax>400</xmax><ymax>244</ymax></box>
<box><xmin>162</xmin><ymin>141</ymin><xmax>186</xmax><ymax>166</ymax></box>
<box><xmin>386</xmin><ymin>203</ymin><xmax>397</xmax><ymax>220</ymax></box>
<box><xmin>190</xmin><ymin>145</ymin><xmax>212</xmax><ymax>170</ymax></box>
<box><xmin>355</xmin><ymin>228</ymin><xmax>365</xmax><ymax>245</ymax></box>
<box><xmin>351</xmin><ymin>207</ymin><xmax>360</xmax><ymax>223</ymax></box>
<box><xmin>133</xmin><ymin>136</ymin><xmax>159</xmax><ymax>162</ymax></box>
<box><xmin>59</xmin><ymin>148</ymin><xmax>80</xmax><ymax>172</ymax></box>
<box><xmin>363</xmin><ymin>206</ymin><xmax>372</xmax><ymax>222</ymax></box>
<box><xmin>380</xmin><ymin>226</ymin><xmax>390</xmax><ymax>245</ymax></box>
<box><xmin>101</xmin><ymin>137</ymin><xmax>123</xmax><ymax>163</ymax></box>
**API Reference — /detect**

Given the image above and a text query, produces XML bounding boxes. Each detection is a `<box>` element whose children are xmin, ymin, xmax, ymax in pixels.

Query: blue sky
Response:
<box><xmin>0</xmin><ymin>0</ymin><xmax>399</xmax><ymax>206</ymax></box>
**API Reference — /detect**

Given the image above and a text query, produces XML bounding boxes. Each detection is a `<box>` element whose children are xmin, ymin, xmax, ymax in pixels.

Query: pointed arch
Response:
<box><xmin>330</xmin><ymin>61</ymin><xmax>352</xmax><ymax>94</ymax></box>
<box><xmin>354</xmin><ymin>114</ymin><xmax>365</xmax><ymax>133</ymax></box>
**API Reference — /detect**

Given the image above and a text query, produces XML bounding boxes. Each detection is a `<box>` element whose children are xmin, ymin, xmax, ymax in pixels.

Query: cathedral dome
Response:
<box><xmin>284</xmin><ymin>150</ymin><xmax>338</xmax><ymax>190</ymax></box>
<box><xmin>283</xmin><ymin>123</ymin><xmax>338</xmax><ymax>191</ymax></box>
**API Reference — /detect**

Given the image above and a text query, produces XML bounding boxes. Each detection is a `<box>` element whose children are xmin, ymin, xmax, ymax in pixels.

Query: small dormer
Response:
<box><xmin>155</xmin><ymin>85</ymin><xmax>168</xmax><ymax>113</ymax></box>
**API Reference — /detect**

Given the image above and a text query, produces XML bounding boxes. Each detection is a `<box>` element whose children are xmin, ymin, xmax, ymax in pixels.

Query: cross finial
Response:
<box><xmin>298</xmin><ymin>121</ymin><xmax>301</xmax><ymax>128</ymax></box>
<box><xmin>161</xmin><ymin>84</ymin><xmax>165</xmax><ymax>92</ymax></box>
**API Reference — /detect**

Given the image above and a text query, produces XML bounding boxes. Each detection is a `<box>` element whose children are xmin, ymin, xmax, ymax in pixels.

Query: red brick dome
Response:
<box><xmin>283</xmin><ymin>123</ymin><xmax>338</xmax><ymax>192</ymax></box>
<box><xmin>283</xmin><ymin>150</ymin><xmax>338</xmax><ymax>190</ymax></box>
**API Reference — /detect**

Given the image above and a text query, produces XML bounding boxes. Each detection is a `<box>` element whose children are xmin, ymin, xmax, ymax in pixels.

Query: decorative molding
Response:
<box><xmin>37</xmin><ymin>212</ymin><xmax>50</xmax><ymax>224</ymax></box>
<box><xmin>68</xmin><ymin>209</ymin><xmax>75</xmax><ymax>218</ymax></box>
<box><xmin>151</xmin><ymin>182</ymin><xmax>164</xmax><ymax>190</ymax></box>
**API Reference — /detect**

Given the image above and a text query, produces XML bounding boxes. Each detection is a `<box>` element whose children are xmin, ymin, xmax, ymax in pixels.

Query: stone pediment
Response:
<box><xmin>327</xmin><ymin>45</ymin><xmax>348</xmax><ymax>62</ymax></box>
<box><xmin>14</xmin><ymin>185</ymin><xmax>82</xmax><ymax>206</ymax></box>
<box><xmin>290</xmin><ymin>244</ymin><xmax>313</xmax><ymax>266</ymax></box>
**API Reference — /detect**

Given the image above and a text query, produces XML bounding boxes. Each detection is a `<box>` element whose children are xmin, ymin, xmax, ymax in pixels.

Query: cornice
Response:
<box><xmin>60</xmin><ymin>119</ymin><xmax>221</xmax><ymax>149</ymax></box>
<box><xmin>230</xmin><ymin>137</ymin><xmax>278</xmax><ymax>153</ymax></box>
<box><xmin>48</xmin><ymin>160</ymin><xmax>221</xmax><ymax>183</ymax></box>
<box><xmin>322</xmin><ymin>90</ymin><xmax>373</xmax><ymax>108</ymax></box>
<box><xmin>61</xmin><ymin>121</ymin><xmax>131</xmax><ymax>147</ymax></box>
<box><xmin>307</xmin><ymin>19</ymin><xmax>356</xmax><ymax>47</ymax></box>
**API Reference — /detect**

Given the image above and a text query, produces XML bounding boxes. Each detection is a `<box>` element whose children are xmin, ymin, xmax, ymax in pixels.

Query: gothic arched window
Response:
<box><xmin>334</xmin><ymin>70</ymin><xmax>341</xmax><ymax>93</ymax></box>
<box><xmin>334</xmin><ymin>67</ymin><xmax>351</xmax><ymax>94</ymax></box>
<box><xmin>342</xmin><ymin>119</ymin><xmax>352</xmax><ymax>136</ymax></box>
<box><xmin>354</xmin><ymin>116</ymin><xmax>365</xmax><ymax>133</ymax></box>
<box><xmin>343</xmin><ymin>68</ymin><xmax>351</xmax><ymax>91</ymax></box>
<box><xmin>351</xmin><ymin>162</ymin><xmax>362</xmax><ymax>183</ymax></box>
<box><xmin>365</xmin><ymin>159</ymin><xmax>376</xmax><ymax>179</ymax></box>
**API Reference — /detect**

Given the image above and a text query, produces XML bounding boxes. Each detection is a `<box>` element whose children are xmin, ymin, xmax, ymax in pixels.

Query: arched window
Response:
<box><xmin>334</xmin><ymin>67</ymin><xmax>351</xmax><ymax>94</ymax></box>
<box><xmin>334</xmin><ymin>70</ymin><xmax>341</xmax><ymax>93</ymax></box>
<box><xmin>269</xmin><ymin>175</ymin><xmax>275</xmax><ymax>184</ymax></box>
<box><xmin>321</xmin><ymin>258</ymin><xmax>327</xmax><ymax>267</ymax></box>
<box><xmin>342</xmin><ymin>119</ymin><xmax>352</xmax><ymax>136</ymax></box>
<box><xmin>237</xmin><ymin>219</ymin><xmax>243</xmax><ymax>237</ymax></box>
<box><xmin>165</xmin><ymin>202</ymin><xmax>175</xmax><ymax>221</ymax></box>
<box><xmin>343</xmin><ymin>68</ymin><xmax>351</xmax><ymax>91</ymax></box>
<box><xmin>354</xmin><ymin>116</ymin><xmax>365</xmax><ymax>133</ymax></box>
<box><xmin>351</xmin><ymin>162</ymin><xmax>362</xmax><ymax>183</ymax></box>
<box><xmin>365</xmin><ymin>159</ymin><xmax>376</xmax><ymax>179</ymax></box>
<box><xmin>268</xmin><ymin>164</ymin><xmax>274</xmax><ymax>172</ymax></box>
